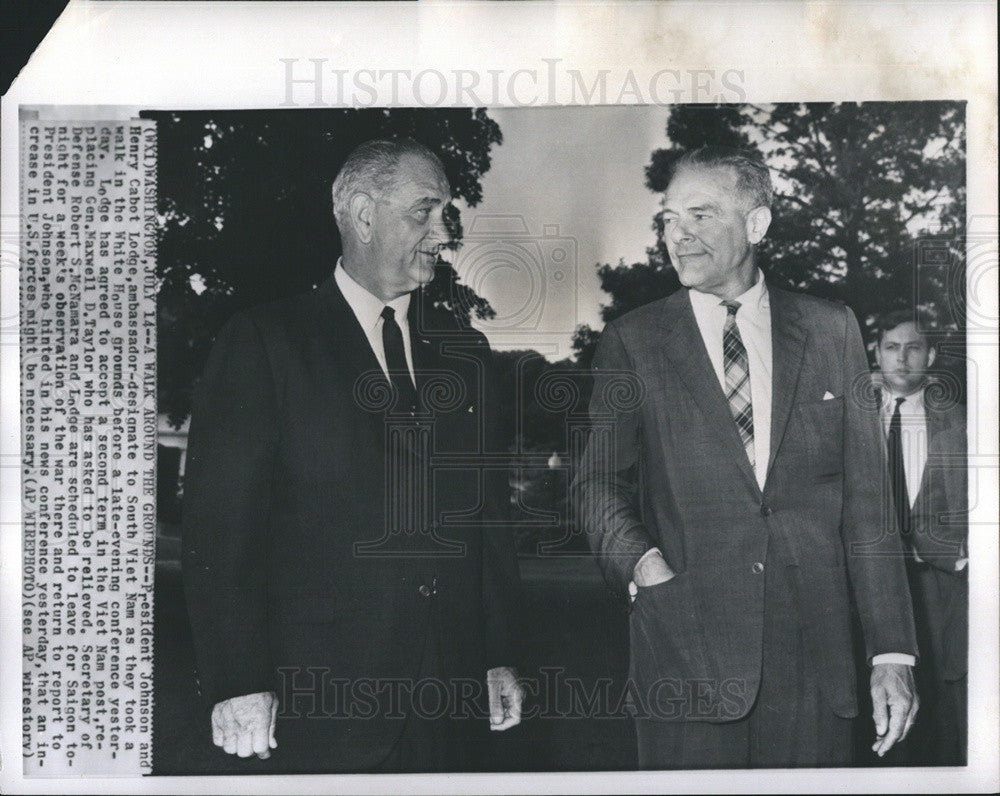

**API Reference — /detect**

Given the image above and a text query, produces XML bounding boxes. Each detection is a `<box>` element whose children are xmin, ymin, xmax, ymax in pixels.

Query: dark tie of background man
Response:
<box><xmin>722</xmin><ymin>300</ymin><xmax>755</xmax><ymax>469</ymax></box>
<box><xmin>381</xmin><ymin>305</ymin><xmax>419</xmax><ymax>413</ymax></box>
<box><xmin>886</xmin><ymin>396</ymin><xmax>910</xmax><ymax>535</ymax></box>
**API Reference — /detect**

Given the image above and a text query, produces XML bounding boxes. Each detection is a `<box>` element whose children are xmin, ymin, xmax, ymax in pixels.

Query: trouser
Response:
<box><xmin>373</xmin><ymin>604</ymin><xmax>490</xmax><ymax>773</ymax></box>
<box><xmin>905</xmin><ymin>559</ymin><xmax>967</xmax><ymax>765</ymax></box>
<box><xmin>268</xmin><ymin>604</ymin><xmax>490</xmax><ymax>773</ymax></box>
<box><xmin>635</xmin><ymin>556</ymin><xmax>854</xmax><ymax>769</ymax></box>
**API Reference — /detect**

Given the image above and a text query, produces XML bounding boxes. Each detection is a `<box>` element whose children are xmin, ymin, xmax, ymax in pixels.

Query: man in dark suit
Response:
<box><xmin>873</xmin><ymin>309</ymin><xmax>967</xmax><ymax>765</ymax></box>
<box><xmin>574</xmin><ymin>146</ymin><xmax>919</xmax><ymax>768</ymax></box>
<box><xmin>182</xmin><ymin>138</ymin><xmax>522</xmax><ymax>773</ymax></box>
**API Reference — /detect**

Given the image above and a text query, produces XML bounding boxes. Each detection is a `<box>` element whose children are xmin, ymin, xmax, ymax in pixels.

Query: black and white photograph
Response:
<box><xmin>147</xmin><ymin>101</ymin><xmax>970</xmax><ymax>775</ymax></box>
<box><xmin>1</xmin><ymin>2</ymin><xmax>997</xmax><ymax>794</ymax></box>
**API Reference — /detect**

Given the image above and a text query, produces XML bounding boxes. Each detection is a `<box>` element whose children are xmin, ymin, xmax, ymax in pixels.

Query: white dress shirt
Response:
<box><xmin>334</xmin><ymin>260</ymin><xmax>416</xmax><ymax>385</ymax></box>
<box><xmin>879</xmin><ymin>388</ymin><xmax>929</xmax><ymax>510</ymax></box>
<box><xmin>688</xmin><ymin>268</ymin><xmax>772</xmax><ymax>491</ymax></box>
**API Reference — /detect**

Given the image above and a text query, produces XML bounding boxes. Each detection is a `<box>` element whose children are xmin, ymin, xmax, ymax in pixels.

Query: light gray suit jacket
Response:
<box><xmin>574</xmin><ymin>285</ymin><xmax>917</xmax><ymax>721</ymax></box>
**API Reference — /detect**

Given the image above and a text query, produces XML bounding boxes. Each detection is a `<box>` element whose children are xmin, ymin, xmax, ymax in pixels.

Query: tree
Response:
<box><xmin>573</xmin><ymin>102</ymin><xmax>967</xmax><ymax>385</ymax></box>
<box><xmin>144</xmin><ymin>108</ymin><xmax>503</xmax><ymax>426</ymax></box>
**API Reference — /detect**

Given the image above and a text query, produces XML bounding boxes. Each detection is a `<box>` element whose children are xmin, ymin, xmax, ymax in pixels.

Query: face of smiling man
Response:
<box><xmin>662</xmin><ymin>164</ymin><xmax>771</xmax><ymax>300</ymax></box>
<box><xmin>347</xmin><ymin>151</ymin><xmax>451</xmax><ymax>302</ymax></box>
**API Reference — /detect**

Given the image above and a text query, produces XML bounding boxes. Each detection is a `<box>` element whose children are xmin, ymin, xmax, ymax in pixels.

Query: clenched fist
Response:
<box><xmin>211</xmin><ymin>691</ymin><xmax>278</xmax><ymax>759</ymax></box>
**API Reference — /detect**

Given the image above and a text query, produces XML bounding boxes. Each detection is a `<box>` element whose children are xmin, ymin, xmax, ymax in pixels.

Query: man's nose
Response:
<box><xmin>427</xmin><ymin>223</ymin><xmax>448</xmax><ymax>249</ymax></box>
<box><xmin>669</xmin><ymin>220</ymin><xmax>692</xmax><ymax>243</ymax></box>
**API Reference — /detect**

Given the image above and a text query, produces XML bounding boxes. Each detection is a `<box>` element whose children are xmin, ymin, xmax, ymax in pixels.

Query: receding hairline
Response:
<box><xmin>666</xmin><ymin>145</ymin><xmax>774</xmax><ymax>212</ymax></box>
<box><xmin>331</xmin><ymin>139</ymin><xmax>449</xmax><ymax>228</ymax></box>
<box><xmin>392</xmin><ymin>152</ymin><xmax>450</xmax><ymax>191</ymax></box>
<box><xmin>666</xmin><ymin>161</ymin><xmax>760</xmax><ymax>210</ymax></box>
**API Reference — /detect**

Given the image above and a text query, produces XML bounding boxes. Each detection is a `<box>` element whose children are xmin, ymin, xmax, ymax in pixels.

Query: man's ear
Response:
<box><xmin>745</xmin><ymin>206</ymin><xmax>772</xmax><ymax>244</ymax></box>
<box><xmin>349</xmin><ymin>192</ymin><xmax>376</xmax><ymax>244</ymax></box>
<box><xmin>926</xmin><ymin>344</ymin><xmax>937</xmax><ymax>369</ymax></box>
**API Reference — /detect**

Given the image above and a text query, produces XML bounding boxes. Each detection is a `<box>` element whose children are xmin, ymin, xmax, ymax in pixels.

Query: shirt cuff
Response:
<box><xmin>871</xmin><ymin>653</ymin><xmax>916</xmax><ymax>667</ymax></box>
<box><xmin>956</xmin><ymin>558</ymin><xmax>968</xmax><ymax>571</ymax></box>
<box><xmin>635</xmin><ymin>546</ymin><xmax>663</xmax><ymax>570</ymax></box>
<box><xmin>629</xmin><ymin>547</ymin><xmax>663</xmax><ymax>601</ymax></box>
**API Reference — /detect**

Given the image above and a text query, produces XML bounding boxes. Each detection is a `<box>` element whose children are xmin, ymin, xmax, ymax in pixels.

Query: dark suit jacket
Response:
<box><xmin>182</xmin><ymin>273</ymin><xmax>520</xmax><ymax>770</ymax></box>
<box><xmin>573</xmin><ymin>285</ymin><xmax>917</xmax><ymax>722</ymax></box>
<box><xmin>909</xmin><ymin>401</ymin><xmax>968</xmax><ymax>683</ymax></box>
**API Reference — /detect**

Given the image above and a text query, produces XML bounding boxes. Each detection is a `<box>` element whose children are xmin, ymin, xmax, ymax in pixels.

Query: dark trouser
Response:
<box><xmin>268</xmin><ymin>602</ymin><xmax>489</xmax><ymax>774</ymax></box>
<box><xmin>905</xmin><ymin>559</ymin><xmax>967</xmax><ymax>765</ymax></box>
<box><xmin>373</xmin><ymin>605</ymin><xmax>489</xmax><ymax>773</ymax></box>
<box><xmin>636</xmin><ymin>558</ymin><xmax>853</xmax><ymax>769</ymax></box>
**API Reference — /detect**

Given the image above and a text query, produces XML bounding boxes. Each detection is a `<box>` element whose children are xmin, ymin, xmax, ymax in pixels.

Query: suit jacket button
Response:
<box><xmin>418</xmin><ymin>584</ymin><xmax>432</xmax><ymax>597</ymax></box>
<box><xmin>760</xmin><ymin>504</ymin><xmax>772</xmax><ymax>517</ymax></box>
<box><xmin>752</xmin><ymin>562</ymin><xmax>765</xmax><ymax>574</ymax></box>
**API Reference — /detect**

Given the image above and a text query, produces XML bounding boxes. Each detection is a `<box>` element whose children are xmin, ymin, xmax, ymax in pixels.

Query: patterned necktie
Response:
<box><xmin>380</xmin><ymin>306</ymin><xmax>419</xmax><ymax>413</ymax></box>
<box><xmin>722</xmin><ymin>300</ymin><xmax>755</xmax><ymax>469</ymax></box>
<box><xmin>886</xmin><ymin>396</ymin><xmax>910</xmax><ymax>535</ymax></box>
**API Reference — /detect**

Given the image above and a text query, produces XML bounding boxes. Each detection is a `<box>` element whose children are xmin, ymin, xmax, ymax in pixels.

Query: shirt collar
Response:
<box><xmin>879</xmin><ymin>383</ymin><xmax>926</xmax><ymax>413</ymax></box>
<box><xmin>688</xmin><ymin>267</ymin><xmax>768</xmax><ymax>318</ymax></box>
<box><xmin>334</xmin><ymin>257</ymin><xmax>411</xmax><ymax>333</ymax></box>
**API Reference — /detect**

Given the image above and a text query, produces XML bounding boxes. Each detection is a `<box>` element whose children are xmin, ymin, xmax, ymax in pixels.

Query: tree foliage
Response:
<box><xmin>144</xmin><ymin>108</ymin><xmax>503</xmax><ymax>426</ymax></box>
<box><xmin>573</xmin><ymin>102</ymin><xmax>967</xmax><ymax>376</ymax></box>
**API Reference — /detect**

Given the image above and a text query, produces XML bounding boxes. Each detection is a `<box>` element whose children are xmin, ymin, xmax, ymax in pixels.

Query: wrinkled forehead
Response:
<box><xmin>664</xmin><ymin>163</ymin><xmax>743</xmax><ymax>207</ymax></box>
<box><xmin>388</xmin><ymin>153</ymin><xmax>451</xmax><ymax>202</ymax></box>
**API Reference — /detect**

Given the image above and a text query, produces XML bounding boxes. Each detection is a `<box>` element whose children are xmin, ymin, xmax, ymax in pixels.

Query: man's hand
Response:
<box><xmin>211</xmin><ymin>691</ymin><xmax>278</xmax><ymax>759</ymax></box>
<box><xmin>633</xmin><ymin>550</ymin><xmax>675</xmax><ymax>588</ymax></box>
<box><xmin>487</xmin><ymin>666</ymin><xmax>524</xmax><ymax>731</ymax></box>
<box><xmin>870</xmin><ymin>663</ymin><xmax>918</xmax><ymax>757</ymax></box>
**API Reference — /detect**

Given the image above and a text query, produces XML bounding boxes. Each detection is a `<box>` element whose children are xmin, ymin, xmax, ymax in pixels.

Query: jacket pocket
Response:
<box><xmin>628</xmin><ymin>575</ymin><xmax>722</xmax><ymax>721</ymax></box>
<box><xmin>793</xmin><ymin>396</ymin><xmax>844</xmax><ymax>477</ymax></box>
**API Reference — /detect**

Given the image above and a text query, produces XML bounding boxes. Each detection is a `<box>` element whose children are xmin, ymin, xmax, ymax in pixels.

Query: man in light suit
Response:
<box><xmin>182</xmin><ymin>138</ymin><xmax>522</xmax><ymax>773</ymax></box>
<box><xmin>574</xmin><ymin>146</ymin><xmax>918</xmax><ymax>768</ymax></box>
<box><xmin>873</xmin><ymin>309</ymin><xmax>967</xmax><ymax>765</ymax></box>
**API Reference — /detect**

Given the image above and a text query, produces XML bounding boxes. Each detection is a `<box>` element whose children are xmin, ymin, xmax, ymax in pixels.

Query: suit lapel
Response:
<box><xmin>925</xmin><ymin>400</ymin><xmax>954</xmax><ymax>439</ymax></box>
<box><xmin>765</xmin><ymin>287</ymin><xmax>808</xmax><ymax>482</ymax></box>
<box><xmin>319</xmin><ymin>272</ymin><xmax>386</xmax><ymax>382</ymax></box>
<box><xmin>660</xmin><ymin>290</ymin><xmax>760</xmax><ymax>495</ymax></box>
<box><xmin>319</xmin><ymin>275</ymin><xmax>431</xmax><ymax>462</ymax></box>
<box><xmin>915</xmin><ymin>400</ymin><xmax>955</xmax><ymax>502</ymax></box>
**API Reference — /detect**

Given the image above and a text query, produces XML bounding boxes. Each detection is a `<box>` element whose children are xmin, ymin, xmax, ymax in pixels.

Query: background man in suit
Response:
<box><xmin>873</xmin><ymin>309</ymin><xmax>968</xmax><ymax>764</ymax></box>
<box><xmin>574</xmin><ymin>146</ymin><xmax>919</xmax><ymax>768</ymax></box>
<box><xmin>182</xmin><ymin>138</ymin><xmax>522</xmax><ymax>773</ymax></box>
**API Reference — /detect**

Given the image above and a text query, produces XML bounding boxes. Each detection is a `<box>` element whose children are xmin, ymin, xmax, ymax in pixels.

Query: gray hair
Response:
<box><xmin>331</xmin><ymin>138</ymin><xmax>445</xmax><ymax>230</ymax></box>
<box><xmin>673</xmin><ymin>145</ymin><xmax>774</xmax><ymax>210</ymax></box>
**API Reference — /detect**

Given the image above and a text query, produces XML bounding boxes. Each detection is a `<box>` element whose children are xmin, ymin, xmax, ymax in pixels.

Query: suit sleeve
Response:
<box><xmin>182</xmin><ymin>311</ymin><xmax>279</xmax><ymax>706</ymax></box>
<box><xmin>911</xmin><ymin>422</ymin><xmax>968</xmax><ymax>572</ymax></box>
<box><xmin>838</xmin><ymin>306</ymin><xmax>918</xmax><ymax>662</ymax></box>
<box><xmin>572</xmin><ymin>322</ymin><xmax>656</xmax><ymax>595</ymax></box>
<box><xmin>479</xmin><ymin>339</ymin><xmax>522</xmax><ymax>670</ymax></box>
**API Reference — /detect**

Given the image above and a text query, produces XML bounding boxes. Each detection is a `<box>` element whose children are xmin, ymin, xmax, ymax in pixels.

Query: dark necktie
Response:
<box><xmin>887</xmin><ymin>396</ymin><xmax>910</xmax><ymax>535</ymax></box>
<box><xmin>722</xmin><ymin>300</ymin><xmax>755</xmax><ymax>469</ymax></box>
<box><xmin>380</xmin><ymin>306</ymin><xmax>419</xmax><ymax>414</ymax></box>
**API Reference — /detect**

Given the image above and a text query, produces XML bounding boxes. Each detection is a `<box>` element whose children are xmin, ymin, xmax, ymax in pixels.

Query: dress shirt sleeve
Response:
<box><xmin>871</xmin><ymin>653</ymin><xmax>916</xmax><ymax>667</ymax></box>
